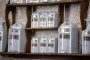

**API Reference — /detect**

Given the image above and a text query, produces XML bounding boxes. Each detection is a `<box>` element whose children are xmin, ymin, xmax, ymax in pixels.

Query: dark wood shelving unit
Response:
<box><xmin>26</xmin><ymin>27</ymin><xmax>58</xmax><ymax>30</ymax></box>
<box><xmin>6</xmin><ymin>0</ymin><xmax>81</xmax><ymax>7</ymax></box>
<box><xmin>0</xmin><ymin>52</ymin><xmax>90</xmax><ymax>59</ymax></box>
<box><xmin>0</xmin><ymin>52</ymin><xmax>90</xmax><ymax>57</ymax></box>
<box><xmin>1</xmin><ymin>53</ymin><xmax>90</xmax><ymax>60</ymax></box>
<box><xmin>4</xmin><ymin>0</ymin><xmax>90</xmax><ymax>59</ymax></box>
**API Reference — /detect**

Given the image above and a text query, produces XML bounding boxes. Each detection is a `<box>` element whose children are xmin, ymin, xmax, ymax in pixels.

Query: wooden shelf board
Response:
<box><xmin>26</xmin><ymin>27</ymin><xmax>58</xmax><ymax>30</ymax></box>
<box><xmin>7</xmin><ymin>0</ymin><xmax>81</xmax><ymax>7</ymax></box>
<box><xmin>0</xmin><ymin>52</ymin><xmax>90</xmax><ymax>57</ymax></box>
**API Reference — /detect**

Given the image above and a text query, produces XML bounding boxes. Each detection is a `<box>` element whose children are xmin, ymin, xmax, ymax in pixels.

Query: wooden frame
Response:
<box><xmin>4</xmin><ymin>0</ymin><xmax>90</xmax><ymax>59</ymax></box>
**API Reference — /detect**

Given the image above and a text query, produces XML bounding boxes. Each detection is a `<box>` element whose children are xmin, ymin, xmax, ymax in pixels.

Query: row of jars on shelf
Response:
<box><xmin>31</xmin><ymin>18</ymin><xmax>90</xmax><ymax>54</ymax></box>
<box><xmin>31</xmin><ymin>11</ymin><xmax>59</xmax><ymax>28</ymax></box>
<box><xmin>0</xmin><ymin>17</ymin><xmax>90</xmax><ymax>54</ymax></box>
<box><xmin>10</xmin><ymin>0</ymin><xmax>61</xmax><ymax>4</ymax></box>
<box><xmin>31</xmin><ymin>36</ymin><xmax>58</xmax><ymax>53</ymax></box>
<box><xmin>0</xmin><ymin>17</ymin><xmax>26</xmax><ymax>53</ymax></box>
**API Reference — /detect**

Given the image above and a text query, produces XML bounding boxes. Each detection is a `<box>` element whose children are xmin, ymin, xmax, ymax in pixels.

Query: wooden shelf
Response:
<box><xmin>7</xmin><ymin>0</ymin><xmax>81</xmax><ymax>7</ymax></box>
<box><xmin>0</xmin><ymin>52</ymin><xmax>90</xmax><ymax>57</ymax></box>
<box><xmin>5</xmin><ymin>0</ymin><xmax>90</xmax><ymax>59</ymax></box>
<box><xmin>26</xmin><ymin>27</ymin><xmax>58</xmax><ymax>30</ymax></box>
